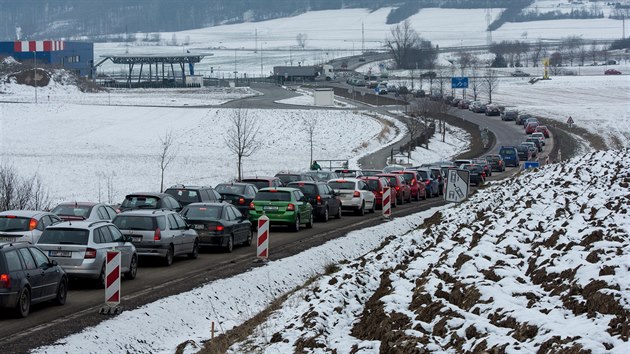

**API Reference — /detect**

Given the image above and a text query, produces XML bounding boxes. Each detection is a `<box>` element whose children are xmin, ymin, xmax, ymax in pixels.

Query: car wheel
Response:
<box><xmin>306</xmin><ymin>213</ymin><xmax>314</xmax><ymax>228</ymax></box>
<box><xmin>15</xmin><ymin>287</ymin><xmax>30</xmax><ymax>318</ymax></box>
<box><xmin>407</xmin><ymin>193</ymin><xmax>412</xmax><ymax>203</ymax></box>
<box><xmin>322</xmin><ymin>207</ymin><xmax>329</xmax><ymax>222</ymax></box>
<box><xmin>423</xmin><ymin>189</ymin><xmax>428</xmax><ymax>200</ymax></box>
<box><xmin>187</xmin><ymin>240</ymin><xmax>199</xmax><ymax>259</ymax></box>
<box><xmin>224</xmin><ymin>235</ymin><xmax>234</xmax><ymax>252</ymax></box>
<box><xmin>356</xmin><ymin>202</ymin><xmax>365</xmax><ymax>216</ymax></box>
<box><xmin>291</xmin><ymin>216</ymin><xmax>300</xmax><ymax>232</ymax></box>
<box><xmin>335</xmin><ymin>204</ymin><xmax>342</xmax><ymax>219</ymax></box>
<box><xmin>244</xmin><ymin>229</ymin><xmax>253</xmax><ymax>246</ymax></box>
<box><xmin>124</xmin><ymin>255</ymin><xmax>138</xmax><ymax>280</ymax></box>
<box><xmin>163</xmin><ymin>246</ymin><xmax>174</xmax><ymax>266</ymax></box>
<box><xmin>392</xmin><ymin>197</ymin><xmax>397</xmax><ymax>208</ymax></box>
<box><xmin>414</xmin><ymin>191</ymin><xmax>420</xmax><ymax>201</ymax></box>
<box><xmin>53</xmin><ymin>278</ymin><xmax>67</xmax><ymax>305</ymax></box>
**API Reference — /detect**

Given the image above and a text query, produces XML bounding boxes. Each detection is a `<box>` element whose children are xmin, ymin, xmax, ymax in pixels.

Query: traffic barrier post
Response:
<box><xmin>99</xmin><ymin>250</ymin><xmax>122</xmax><ymax>315</ymax></box>
<box><xmin>257</xmin><ymin>215</ymin><xmax>270</xmax><ymax>260</ymax></box>
<box><xmin>382</xmin><ymin>187</ymin><xmax>391</xmax><ymax>220</ymax></box>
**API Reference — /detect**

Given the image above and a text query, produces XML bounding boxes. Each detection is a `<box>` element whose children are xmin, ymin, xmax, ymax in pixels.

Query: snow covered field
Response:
<box><xmin>31</xmin><ymin>150</ymin><xmax>630</xmax><ymax>354</ymax></box>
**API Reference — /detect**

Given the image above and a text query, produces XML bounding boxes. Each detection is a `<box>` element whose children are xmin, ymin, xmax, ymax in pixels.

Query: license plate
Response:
<box><xmin>263</xmin><ymin>205</ymin><xmax>278</xmax><ymax>211</ymax></box>
<box><xmin>132</xmin><ymin>236</ymin><xmax>142</xmax><ymax>243</ymax></box>
<box><xmin>194</xmin><ymin>224</ymin><xmax>205</xmax><ymax>230</ymax></box>
<box><xmin>0</xmin><ymin>236</ymin><xmax>16</xmax><ymax>242</ymax></box>
<box><xmin>49</xmin><ymin>250</ymin><xmax>72</xmax><ymax>257</ymax></box>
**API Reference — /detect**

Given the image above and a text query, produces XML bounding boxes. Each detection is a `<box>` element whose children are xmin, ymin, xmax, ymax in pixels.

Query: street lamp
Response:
<box><xmin>32</xmin><ymin>51</ymin><xmax>38</xmax><ymax>104</ymax></box>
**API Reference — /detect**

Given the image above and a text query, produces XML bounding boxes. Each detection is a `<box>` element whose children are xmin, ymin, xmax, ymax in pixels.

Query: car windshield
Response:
<box><xmin>328</xmin><ymin>181</ymin><xmax>356</xmax><ymax>190</ymax></box>
<box><xmin>365</xmin><ymin>180</ymin><xmax>380</xmax><ymax>191</ymax></box>
<box><xmin>243</xmin><ymin>180</ymin><xmax>270</xmax><ymax>190</ymax></box>
<box><xmin>396</xmin><ymin>173</ymin><xmax>414</xmax><ymax>182</ymax></box>
<box><xmin>121</xmin><ymin>196</ymin><xmax>160</xmax><ymax>209</ymax></box>
<box><xmin>181</xmin><ymin>205</ymin><xmax>223</xmax><ymax>220</ymax></box>
<box><xmin>287</xmin><ymin>183</ymin><xmax>318</xmax><ymax>197</ymax></box>
<box><xmin>0</xmin><ymin>216</ymin><xmax>32</xmax><ymax>232</ymax></box>
<box><xmin>361</xmin><ymin>170</ymin><xmax>381</xmax><ymax>176</ymax></box>
<box><xmin>38</xmin><ymin>228</ymin><xmax>89</xmax><ymax>245</ymax></box>
<box><xmin>386</xmin><ymin>177</ymin><xmax>398</xmax><ymax>186</ymax></box>
<box><xmin>500</xmin><ymin>149</ymin><xmax>516</xmax><ymax>155</ymax></box>
<box><xmin>306</xmin><ymin>171</ymin><xmax>334</xmax><ymax>181</ymax></box>
<box><xmin>486</xmin><ymin>156</ymin><xmax>500</xmax><ymax>161</ymax></box>
<box><xmin>51</xmin><ymin>204</ymin><xmax>93</xmax><ymax>219</ymax></box>
<box><xmin>113</xmin><ymin>216</ymin><xmax>157</xmax><ymax>230</ymax></box>
<box><xmin>416</xmin><ymin>170</ymin><xmax>430</xmax><ymax>179</ymax></box>
<box><xmin>277</xmin><ymin>175</ymin><xmax>300</xmax><ymax>183</ymax></box>
<box><xmin>215</xmin><ymin>184</ymin><xmax>246</xmax><ymax>194</ymax></box>
<box><xmin>165</xmin><ymin>189</ymin><xmax>200</xmax><ymax>204</ymax></box>
<box><xmin>255</xmin><ymin>191</ymin><xmax>292</xmax><ymax>202</ymax></box>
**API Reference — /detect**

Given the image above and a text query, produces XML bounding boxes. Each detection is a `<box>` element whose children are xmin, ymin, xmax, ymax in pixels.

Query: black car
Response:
<box><xmin>287</xmin><ymin>181</ymin><xmax>342</xmax><ymax>222</ymax></box>
<box><xmin>516</xmin><ymin>113</ymin><xmax>532</xmax><ymax>125</ymax></box>
<box><xmin>164</xmin><ymin>185</ymin><xmax>221</xmax><ymax>207</ymax></box>
<box><xmin>274</xmin><ymin>173</ymin><xmax>315</xmax><ymax>185</ymax></box>
<box><xmin>485</xmin><ymin>105</ymin><xmax>501</xmax><ymax>116</ymax></box>
<box><xmin>214</xmin><ymin>183</ymin><xmax>258</xmax><ymax>217</ymax></box>
<box><xmin>0</xmin><ymin>242</ymin><xmax>67</xmax><ymax>317</ymax></box>
<box><xmin>515</xmin><ymin>145</ymin><xmax>532</xmax><ymax>161</ymax></box>
<box><xmin>460</xmin><ymin>164</ymin><xmax>485</xmax><ymax>186</ymax></box>
<box><xmin>484</xmin><ymin>154</ymin><xmax>506</xmax><ymax>172</ymax></box>
<box><xmin>119</xmin><ymin>193</ymin><xmax>183</xmax><ymax>212</ymax></box>
<box><xmin>180</xmin><ymin>203</ymin><xmax>252</xmax><ymax>252</ymax></box>
<box><xmin>501</xmin><ymin>109</ymin><xmax>518</xmax><ymax>121</ymax></box>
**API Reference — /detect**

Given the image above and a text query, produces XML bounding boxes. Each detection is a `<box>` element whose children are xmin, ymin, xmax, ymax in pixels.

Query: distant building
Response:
<box><xmin>0</xmin><ymin>41</ymin><xmax>94</xmax><ymax>77</ymax></box>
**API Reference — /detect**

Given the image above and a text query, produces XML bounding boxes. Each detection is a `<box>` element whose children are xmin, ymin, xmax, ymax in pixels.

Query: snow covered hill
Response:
<box><xmin>226</xmin><ymin>150</ymin><xmax>630</xmax><ymax>353</ymax></box>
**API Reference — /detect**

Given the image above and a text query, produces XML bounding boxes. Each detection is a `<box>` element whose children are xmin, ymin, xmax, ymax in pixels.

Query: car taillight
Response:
<box><xmin>84</xmin><ymin>248</ymin><xmax>97</xmax><ymax>259</ymax></box>
<box><xmin>29</xmin><ymin>218</ymin><xmax>37</xmax><ymax>231</ymax></box>
<box><xmin>0</xmin><ymin>273</ymin><xmax>10</xmax><ymax>288</ymax></box>
<box><xmin>287</xmin><ymin>203</ymin><xmax>295</xmax><ymax>211</ymax></box>
<box><xmin>426</xmin><ymin>179</ymin><xmax>431</xmax><ymax>185</ymax></box>
<box><xmin>482</xmin><ymin>172</ymin><xmax>486</xmax><ymax>177</ymax></box>
<box><xmin>316</xmin><ymin>195</ymin><xmax>322</xmax><ymax>205</ymax></box>
<box><xmin>208</xmin><ymin>225</ymin><xmax>225</xmax><ymax>232</ymax></box>
<box><xmin>353</xmin><ymin>191</ymin><xmax>360</xmax><ymax>197</ymax></box>
<box><xmin>249</xmin><ymin>202</ymin><xmax>255</xmax><ymax>210</ymax></box>
<box><xmin>154</xmin><ymin>228</ymin><xmax>161</xmax><ymax>241</ymax></box>
<box><xmin>395</xmin><ymin>186</ymin><xmax>400</xmax><ymax>191</ymax></box>
<box><xmin>238</xmin><ymin>197</ymin><xmax>245</xmax><ymax>205</ymax></box>
<box><xmin>411</xmin><ymin>178</ymin><xmax>416</xmax><ymax>185</ymax></box>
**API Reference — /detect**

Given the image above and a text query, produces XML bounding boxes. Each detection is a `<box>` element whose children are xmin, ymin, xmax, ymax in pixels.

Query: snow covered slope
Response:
<box><xmin>227</xmin><ymin>150</ymin><xmax>630</xmax><ymax>353</ymax></box>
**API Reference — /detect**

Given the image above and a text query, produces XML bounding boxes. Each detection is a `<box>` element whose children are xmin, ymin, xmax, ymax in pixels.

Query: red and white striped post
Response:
<box><xmin>257</xmin><ymin>215</ymin><xmax>270</xmax><ymax>260</ymax></box>
<box><xmin>382</xmin><ymin>187</ymin><xmax>392</xmax><ymax>220</ymax></box>
<box><xmin>99</xmin><ymin>250</ymin><xmax>122</xmax><ymax>315</ymax></box>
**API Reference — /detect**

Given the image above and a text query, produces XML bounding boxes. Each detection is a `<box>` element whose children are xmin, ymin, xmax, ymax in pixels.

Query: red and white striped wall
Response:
<box><xmin>13</xmin><ymin>40</ymin><xmax>65</xmax><ymax>52</ymax></box>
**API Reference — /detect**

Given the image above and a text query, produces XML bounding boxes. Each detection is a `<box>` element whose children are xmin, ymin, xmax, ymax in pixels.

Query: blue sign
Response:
<box><xmin>524</xmin><ymin>161</ymin><xmax>540</xmax><ymax>169</ymax></box>
<box><xmin>451</xmin><ymin>77</ymin><xmax>469</xmax><ymax>88</ymax></box>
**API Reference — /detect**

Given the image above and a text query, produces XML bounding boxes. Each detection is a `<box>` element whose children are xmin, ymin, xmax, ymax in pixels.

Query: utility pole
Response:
<box><xmin>33</xmin><ymin>51</ymin><xmax>38</xmax><ymax>104</ymax></box>
<box><xmin>254</xmin><ymin>28</ymin><xmax>258</xmax><ymax>53</ymax></box>
<box><xmin>260</xmin><ymin>43</ymin><xmax>263</xmax><ymax>77</ymax></box>
<box><xmin>361</xmin><ymin>22</ymin><xmax>365</xmax><ymax>54</ymax></box>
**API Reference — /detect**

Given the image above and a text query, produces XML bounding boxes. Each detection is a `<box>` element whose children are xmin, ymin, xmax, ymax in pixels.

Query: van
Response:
<box><xmin>498</xmin><ymin>146</ymin><xmax>519</xmax><ymax>167</ymax></box>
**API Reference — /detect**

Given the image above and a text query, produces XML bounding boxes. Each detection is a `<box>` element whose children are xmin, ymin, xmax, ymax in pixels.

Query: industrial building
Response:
<box><xmin>0</xmin><ymin>41</ymin><xmax>94</xmax><ymax>77</ymax></box>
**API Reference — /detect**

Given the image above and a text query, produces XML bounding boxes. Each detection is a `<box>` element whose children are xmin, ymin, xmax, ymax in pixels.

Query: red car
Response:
<box><xmin>392</xmin><ymin>171</ymin><xmax>427</xmax><ymax>201</ymax></box>
<box><xmin>535</xmin><ymin>125</ymin><xmax>550</xmax><ymax>138</ymax></box>
<box><xmin>604</xmin><ymin>69</ymin><xmax>621</xmax><ymax>75</ymax></box>
<box><xmin>525</xmin><ymin>122</ymin><xmax>539</xmax><ymax>134</ymax></box>
<box><xmin>361</xmin><ymin>176</ymin><xmax>397</xmax><ymax>209</ymax></box>
<box><xmin>376</xmin><ymin>173</ymin><xmax>411</xmax><ymax>204</ymax></box>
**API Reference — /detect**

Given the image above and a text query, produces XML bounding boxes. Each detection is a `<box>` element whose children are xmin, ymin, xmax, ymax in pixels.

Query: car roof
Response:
<box><xmin>116</xmin><ymin>209</ymin><xmax>175</xmax><ymax>216</ymax></box>
<box><xmin>46</xmin><ymin>220</ymin><xmax>111</xmax><ymax>229</ymax></box>
<box><xmin>242</xmin><ymin>176</ymin><xmax>277</xmax><ymax>181</ymax></box>
<box><xmin>185</xmin><ymin>202</ymin><xmax>227</xmax><ymax>207</ymax></box>
<box><xmin>216</xmin><ymin>182</ymin><xmax>255</xmax><ymax>187</ymax></box>
<box><xmin>0</xmin><ymin>210</ymin><xmax>50</xmax><ymax>218</ymax></box>
<box><xmin>166</xmin><ymin>185</ymin><xmax>211</xmax><ymax>190</ymax></box>
<box><xmin>125</xmin><ymin>192</ymin><xmax>167</xmax><ymax>197</ymax></box>
<box><xmin>258</xmin><ymin>187</ymin><xmax>299</xmax><ymax>192</ymax></box>
<box><xmin>330</xmin><ymin>178</ymin><xmax>361</xmax><ymax>183</ymax></box>
<box><xmin>287</xmin><ymin>181</ymin><xmax>324</xmax><ymax>185</ymax></box>
<box><xmin>55</xmin><ymin>202</ymin><xmax>98</xmax><ymax>207</ymax></box>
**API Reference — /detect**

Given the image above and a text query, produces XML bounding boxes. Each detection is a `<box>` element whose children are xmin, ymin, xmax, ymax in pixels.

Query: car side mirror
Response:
<box><xmin>123</xmin><ymin>235</ymin><xmax>133</xmax><ymax>243</ymax></box>
<box><xmin>301</xmin><ymin>196</ymin><xmax>308</xmax><ymax>203</ymax></box>
<box><xmin>49</xmin><ymin>260</ymin><xmax>58</xmax><ymax>267</ymax></box>
<box><xmin>185</xmin><ymin>224</ymin><xmax>191</xmax><ymax>230</ymax></box>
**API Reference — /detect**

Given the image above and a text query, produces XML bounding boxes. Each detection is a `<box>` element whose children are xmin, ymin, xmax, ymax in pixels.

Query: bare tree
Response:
<box><xmin>301</xmin><ymin>115</ymin><xmax>318</xmax><ymax>167</ymax></box>
<box><xmin>158</xmin><ymin>131</ymin><xmax>177</xmax><ymax>192</ymax></box>
<box><xmin>530</xmin><ymin>39</ymin><xmax>544</xmax><ymax>67</ymax></box>
<box><xmin>482</xmin><ymin>69</ymin><xmax>500</xmax><ymax>104</ymax></box>
<box><xmin>469</xmin><ymin>65</ymin><xmax>482</xmax><ymax>101</ymax></box>
<box><xmin>296</xmin><ymin>33</ymin><xmax>308</xmax><ymax>49</ymax></box>
<box><xmin>0</xmin><ymin>165</ymin><xmax>51</xmax><ymax>211</ymax></box>
<box><xmin>589</xmin><ymin>42</ymin><xmax>600</xmax><ymax>65</ymax></box>
<box><xmin>385</xmin><ymin>20</ymin><xmax>419</xmax><ymax>69</ymax></box>
<box><xmin>225</xmin><ymin>108</ymin><xmax>260</xmax><ymax>181</ymax></box>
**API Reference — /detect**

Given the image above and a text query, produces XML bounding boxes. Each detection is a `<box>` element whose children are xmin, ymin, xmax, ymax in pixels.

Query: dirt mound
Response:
<box><xmin>7</xmin><ymin>68</ymin><xmax>51</xmax><ymax>87</ymax></box>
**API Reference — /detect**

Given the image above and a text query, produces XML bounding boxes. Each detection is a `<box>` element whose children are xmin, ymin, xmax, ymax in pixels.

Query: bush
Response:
<box><xmin>0</xmin><ymin>165</ymin><xmax>51</xmax><ymax>211</ymax></box>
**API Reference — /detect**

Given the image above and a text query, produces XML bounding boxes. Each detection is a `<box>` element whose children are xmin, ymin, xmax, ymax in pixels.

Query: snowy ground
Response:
<box><xmin>31</xmin><ymin>150</ymin><xmax>630</xmax><ymax>354</ymax></box>
<box><xmin>224</xmin><ymin>150</ymin><xmax>630</xmax><ymax>354</ymax></box>
<box><xmin>408</xmin><ymin>125</ymin><xmax>471</xmax><ymax>166</ymax></box>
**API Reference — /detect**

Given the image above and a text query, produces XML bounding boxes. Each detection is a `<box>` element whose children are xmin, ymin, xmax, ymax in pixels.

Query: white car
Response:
<box><xmin>531</xmin><ymin>132</ymin><xmax>546</xmax><ymax>146</ymax></box>
<box><xmin>327</xmin><ymin>178</ymin><xmax>376</xmax><ymax>216</ymax></box>
<box><xmin>0</xmin><ymin>210</ymin><xmax>62</xmax><ymax>244</ymax></box>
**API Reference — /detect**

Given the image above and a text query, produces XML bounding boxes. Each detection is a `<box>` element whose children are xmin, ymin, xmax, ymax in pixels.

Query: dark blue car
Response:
<box><xmin>498</xmin><ymin>146</ymin><xmax>519</xmax><ymax>167</ymax></box>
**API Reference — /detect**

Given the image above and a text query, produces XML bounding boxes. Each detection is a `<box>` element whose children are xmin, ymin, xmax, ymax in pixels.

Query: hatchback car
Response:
<box><xmin>525</xmin><ymin>122</ymin><xmax>540</xmax><ymax>134</ymax></box>
<box><xmin>215</xmin><ymin>183</ymin><xmax>258</xmax><ymax>217</ymax></box>
<box><xmin>531</xmin><ymin>132</ymin><xmax>546</xmax><ymax>146</ymax></box>
<box><xmin>428</xmin><ymin>167</ymin><xmax>445</xmax><ymax>195</ymax></box>
<box><xmin>392</xmin><ymin>171</ymin><xmax>426</xmax><ymax>201</ymax></box>
<box><xmin>51</xmin><ymin>202</ymin><xmax>118</xmax><ymax>222</ymax></box>
<box><xmin>241</xmin><ymin>176</ymin><xmax>283</xmax><ymax>190</ymax></box>
<box><xmin>484</xmin><ymin>105</ymin><xmax>501</xmax><ymax>116</ymax></box>
<box><xmin>0</xmin><ymin>242</ymin><xmax>68</xmax><ymax>317</ymax></box>
<box><xmin>287</xmin><ymin>181</ymin><xmax>341</xmax><ymax>221</ymax></box>
<box><xmin>0</xmin><ymin>211</ymin><xmax>62</xmax><ymax>244</ymax></box>
<box><xmin>501</xmin><ymin>110</ymin><xmax>518</xmax><ymax>121</ymax></box>
<box><xmin>376</xmin><ymin>173</ymin><xmax>411</xmax><ymax>205</ymax></box>
<box><xmin>516</xmin><ymin>113</ymin><xmax>532</xmax><ymax>126</ymax></box>
<box><xmin>521</xmin><ymin>142</ymin><xmax>538</xmax><ymax>158</ymax></box>
<box><xmin>499</xmin><ymin>146</ymin><xmax>520</xmax><ymax>167</ymax></box>
<box><xmin>328</xmin><ymin>178</ymin><xmax>375</xmax><ymax>216</ymax></box>
<box><xmin>249</xmin><ymin>188</ymin><xmax>313</xmax><ymax>232</ymax></box>
<box><xmin>180</xmin><ymin>203</ymin><xmax>251</xmax><ymax>253</ymax></box>
<box><xmin>113</xmin><ymin>210</ymin><xmax>199</xmax><ymax>265</ymax></box>
<box><xmin>361</xmin><ymin>176</ymin><xmax>397</xmax><ymax>209</ymax></box>
<box><xmin>484</xmin><ymin>154</ymin><xmax>506</xmax><ymax>172</ymax></box>
<box><xmin>274</xmin><ymin>173</ymin><xmax>315</xmax><ymax>185</ymax></box>
<box><xmin>37</xmin><ymin>221</ymin><xmax>137</xmax><ymax>287</ymax></box>
<box><xmin>413</xmin><ymin>169</ymin><xmax>439</xmax><ymax>198</ymax></box>
<box><xmin>605</xmin><ymin>69</ymin><xmax>621</xmax><ymax>75</ymax></box>
<box><xmin>535</xmin><ymin>125</ymin><xmax>550</xmax><ymax>138</ymax></box>
<box><xmin>472</xmin><ymin>159</ymin><xmax>493</xmax><ymax>177</ymax></box>
<box><xmin>164</xmin><ymin>185</ymin><xmax>221</xmax><ymax>207</ymax></box>
<box><xmin>459</xmin><ymin>164</ymin><xmax>485</xmax><ymax>186</ymax></box>
<box><xmin>303</xmin><ymin>170</ymin><xmax>339</xmax><ymax>182</ymax></box>
<box><xmin>526</xmin><ymin>137</ymin><xmax>543</xmax><ymax>152</ymax></box>
<box><xmin>119</xmin><ymin>193</ymin><xmax>183</xmax><ymax>212</ymax></box>
<box><xmin>515</xmin><ymin>145</ymin><xmax>532</xmax><ymax>161</ymax></box>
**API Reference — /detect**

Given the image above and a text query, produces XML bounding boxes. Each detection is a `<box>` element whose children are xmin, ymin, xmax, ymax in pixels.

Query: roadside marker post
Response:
<box><xmin>257</xmin><ymin>215</ymin><xmax>270</xmax><ymax>260</ymax></box>
<box><xmin>382</xmin><ymin>187</ymin><xmax>392</xmax><ymax>220</ymax></box>
<box><xmin>99</xmin><ymin>250</ymin><xmax>122</xmax><ymax>315</ymax></box>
